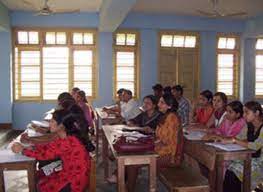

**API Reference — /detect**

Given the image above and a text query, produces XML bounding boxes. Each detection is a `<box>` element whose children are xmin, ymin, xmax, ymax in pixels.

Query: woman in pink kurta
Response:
<box><xmin>203</xmin><ymin>101</ymin><xmax>246</xmax><ymax>140</ymax></box>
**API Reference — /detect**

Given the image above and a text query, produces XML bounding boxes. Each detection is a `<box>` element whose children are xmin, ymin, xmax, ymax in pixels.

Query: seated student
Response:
<box><xmin>126</xmin><ymin>94</ymin><xmax>183</xmax><ymax>192</ymax></box>
<box><xmin>103</xmin><ymin>88</ymin><xmax>125</xmax><ymax>115</ymax></box>
<box><xmin>120</xmin><ymin>89</ymin><xmax>141</xmax><ymax>121</ymax></box>
<box><xmin>222</xmin><ymin>101</ymin><xmax>263</xmax><ymax>192</ymax></box>
<box><xmin>203</xmin><ymin>100</ymin><xmax>246</xmax><ymax>140</ymax></box>
<box><xmin>152</xmin><ymin>83</ymin><xmax>163</xmax><ymax>101</ymax></box>
<box><xmin>193</xmin><ymin>92</ymin><xmax>228</xmax><ymax>130</ymax></box>
<box><xmin>190</xmin><ymin>90</ymin><xmax>214</xmax><ymax>126</ymax></box>
<box><xmin>207</xmin><ymin>92</ymin><xmax>228</xmax><ymax>128</ymax></box>
<box><xmin>75</xmin><ymin>90</ymin><xmax>94</xmax><ymax>129</ymax></box>
<box><xmin>163</xmin><ymin>86</ymin><xmax>172</xmax><ymax>95</ymax></box>
<box><xmin>57</xmin><ymin>92</ymin><xmax>73</xmax><ymax>108</ymax></box>
<box><xmin>116</xmin><ymin>88</ymin><xmax>125</xmax><ymax>106</ymax></box>
<box><xmin>70</xmin><ymin>87</ymin><xmax>80</xmax><ymax>101</ymax></box>
<box><xmin>172</xmin><ymin>85</ymin><xmax>190</xmax><ymax>126</ymax></box>
<box><xmin>12</xmin><ymin>109</ymin><xmax>91</xmax><ymax>192</ymax></box>
<box><xmin>127</xmin><ymin>95</ymin><xmax>162</xmax><ymax>132</ymax></box>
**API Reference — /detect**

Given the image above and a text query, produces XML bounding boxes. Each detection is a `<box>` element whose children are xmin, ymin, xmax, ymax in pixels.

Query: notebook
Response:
<box><xmin>205</xmin><ymin>142</ymin><xmax>247</xmax><ymax>151</ymax></box>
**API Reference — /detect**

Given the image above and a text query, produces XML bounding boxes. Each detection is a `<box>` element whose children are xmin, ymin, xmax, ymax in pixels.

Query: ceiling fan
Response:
<box><xmin>197</xmin><ymin>0</ymin><xmax>247</xmax><ymax>18</ymax></box>
<box><xmin>22</xmin><ymin>0</ymin><xmax>80</xmax><ymax>16</ymax></box>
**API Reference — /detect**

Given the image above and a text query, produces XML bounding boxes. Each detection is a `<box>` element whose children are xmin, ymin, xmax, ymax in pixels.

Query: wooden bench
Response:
<box><xmin>159</xmin><ymin>141</ymin><xmax>216</xmax><ymax>192</ymax></box>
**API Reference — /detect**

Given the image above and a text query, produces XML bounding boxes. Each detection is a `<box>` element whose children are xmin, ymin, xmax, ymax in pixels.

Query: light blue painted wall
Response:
<box><xmin>140</xmin><ymin>29</ymin><xmax>158</xmax><ymax>98</ymax></box>
<box><xmin>0</xmin><ymin>2</ymin><xmax>10</xmax><ymax>31</ymax></box>
<box><xmin>120</xmin><ymin>13</ymin><xmax>245</xmax><ymax>32</ymax></box>
<box><xmin>0</xmin><ymin>31</ymin><xmax>12</xmax><ymax>123</ymax></box>
<box><xmin>245</xmin><ymin>15</ymin><xmax>263</xmax><ymax>37</ymax></box>
<box><xmin>200</xmin><ymin>31</ymin><xmax>217</xmax><ymax>92</ymax></box>
<box><xmin>6</xmin><ymin>11</ymin><xmax>249</xmax><ymax>129</ymax></box>
<box><xmin>93</xmin><ymin>32</ymin><xmax>114</xmax><ymax>107</ymax></box>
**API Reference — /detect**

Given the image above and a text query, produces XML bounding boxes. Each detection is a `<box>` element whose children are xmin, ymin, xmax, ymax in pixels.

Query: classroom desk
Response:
<box><xmin>184</xmin><ymin>138</ymin><xmax>254</xmax><ymax>192</ymax></box>
<box><xmin>102</xmin><ymin>125</ymin><xmax>158</xmax><ymax>192</ymax></box>
<box><xmin>0</xmin><ymin>138</ymin><xmax>36</xmax><ymax>192</ymax></box>
<box><xmin>94</xmin><ymin>108</ymin><xmax>120</xmax><ymax>157</ymax></box>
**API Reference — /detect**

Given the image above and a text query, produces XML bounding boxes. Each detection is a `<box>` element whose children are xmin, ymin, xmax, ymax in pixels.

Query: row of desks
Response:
<box><xmin>95</xmin><ymin>107</ymin><xmax>254</xmax><ymax>192</ymax></box>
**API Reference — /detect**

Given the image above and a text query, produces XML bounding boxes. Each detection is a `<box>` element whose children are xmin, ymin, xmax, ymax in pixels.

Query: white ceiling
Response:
<box><xmin>132</xmin><ymin>0</ymin><xmax>263</xmax><ymax>18</ymax></box>
<box><xmin>1</xmin><ymin>0</ymin><xmax>263</xmax><ymax>18</ymax></box>
<box><xmin>0</xmin><ymin>0</ymin><xmax>102</xmax><ymax>12</ymax></box>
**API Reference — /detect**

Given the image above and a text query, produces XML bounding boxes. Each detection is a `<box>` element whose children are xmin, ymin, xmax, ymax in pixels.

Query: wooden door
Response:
<box><xmin>159</xmin><ymin>48</ymin><xmax>178</xmax><ymax>86</ymax></box>
<box><xmin>177</xmin><ymin>49</ymin><xmax>199</xmax><ymax>101</ymax></box>
<box><xmin>159</xmin><ymin>48</ymin><xmax>199</xmax><ymax>101</ymax></box>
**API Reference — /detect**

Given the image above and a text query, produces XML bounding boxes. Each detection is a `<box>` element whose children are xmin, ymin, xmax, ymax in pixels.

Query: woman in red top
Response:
<box><xmin>191</xmin><ymin>90</ymin><xmax>214</xmax><ymax>125</ymax></box>
<box><xmin>12</xmin><ymin>109</ymin><xmax>91</xmax><ymax>192</ymax></box>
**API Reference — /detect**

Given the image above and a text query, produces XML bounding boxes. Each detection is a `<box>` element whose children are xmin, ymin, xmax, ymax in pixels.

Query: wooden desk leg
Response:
<box><xmin>117</xmin><ymin>158</ymin><xmax>125</xmax><ymax>192</ymax></box>
<box><xmin>149</xmin><ymin>157</ymin><xmax>157</xmax><ymax>192</ymax></box>
<box><xmin>0</xmin><ymin>169</ymin><xmax>5</xmax><ymax>192</ymax></box>
<box><xmin>102</xmin><ymin>131</ymin><xmax>109</xmax><ymax>180</ymax></box>
<box><xmin>95</xmin><ymin>117</ymin><xmax>100</xmax><ymax>157</ymax></box>
<box><xmin>243</xmin><ymin>155</ymin><xmax>251</xmax><ymax>192</ymax></box>
<box><xmin>208</xmin><ymin>168</ymin><xmax>216</xmax><ymax>192</ymax></box>
<box><xmin>27</xmin><ymin>163</ymin><xmax>36</xmax><ymax>192</ymax></box>
<box><xmin>216</xmin><ymin>159</ymin><xmax>224</xmax><ymax>192</ymax></box>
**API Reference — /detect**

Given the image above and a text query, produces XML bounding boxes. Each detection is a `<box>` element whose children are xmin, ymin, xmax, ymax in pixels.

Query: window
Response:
<box><xmin>113</xmin><ymin>31</ymin><xmax>139</xmax><ymax>98</ymax></box>
<box><xmin>13</xmin><ymin>28</ymin><xmax>97</xmax><ymax>101</ymax></box>
<box><xmin>255</xmin><ymin>38</ymin><xmax>263</xmax><ymax>96</ymax></box>
<box><xmin>160</xmin><ymin>34</ymin><xmax>197</xmax><ymax>48</ymax></box>
<box><xmin>216</xmin><ymin>35</ymin><xmax>240</xmax><ymax>97</ymax></box>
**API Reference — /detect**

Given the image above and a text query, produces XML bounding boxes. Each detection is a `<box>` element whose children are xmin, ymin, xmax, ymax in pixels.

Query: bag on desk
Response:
<box><xmin>113</xmin><ymin>136</ymin><xmax>154</xmax><ymax>153</ymax></box>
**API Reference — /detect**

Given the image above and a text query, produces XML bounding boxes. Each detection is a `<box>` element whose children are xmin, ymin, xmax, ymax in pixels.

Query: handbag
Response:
<box><xmin>113</xmin><ymin>135</ymin><xmax>154</xmax><ymax>153</ymax></box>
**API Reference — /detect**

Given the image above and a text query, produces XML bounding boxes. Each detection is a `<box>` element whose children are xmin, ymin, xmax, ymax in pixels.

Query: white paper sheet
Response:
<box><xmin>205</xmin><ymin>142</ymin><xmax>247</xmax><ymax>151</ymax></box>
<box><xmin>31</xmin><ymin>120</ymin><xmax>49</xmax><ymax>128</ymax></box>
<box><xmin>26</xmin><ymin>128</ymin><xmax>44</xmax><ymax>137</ymax></box>
<box><xmin>0</xmin><ymin>149</ymin><xmax>35</xmax><ymax>163</ymax></box>
<box><xmin>184</xmin><ymin>130</ymin><xmax>206</xmax><ymax>140</ymax></box>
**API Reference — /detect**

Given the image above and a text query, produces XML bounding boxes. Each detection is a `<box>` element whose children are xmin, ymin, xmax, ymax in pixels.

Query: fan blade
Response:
<box><xmin>196</xmin><ymin>10</ymin><xmax>216</xmax><ymax>16</ymax></box>
<box><xmin>52</xmin><ymin>9</ymin><xmax>80</xmax><ymax>14</ymax></box>
<box><xmin>224</xmin><ymin>12</ymin><xmax>247</xmax><ymax>17</ymax></box>
<box><xmin>22</xmin><ymin>0</ymin><xmax>33</xmax><ymax>6</ymax></box>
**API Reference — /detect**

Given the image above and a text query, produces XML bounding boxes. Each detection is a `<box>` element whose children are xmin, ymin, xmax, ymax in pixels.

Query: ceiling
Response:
<box><xmin>1</xmin><ymin>0</ymin><xmax>263</xmax><ymax>18</ymax></box>
<box><xmin>132</xmin><ymin>0</ymin><xmax>263</xmax><ymax>18</ymax></box>
<box><xmin>0</xmin><ymin>0</ymin><xmax>102</xmax><ymax>12</ymax></box>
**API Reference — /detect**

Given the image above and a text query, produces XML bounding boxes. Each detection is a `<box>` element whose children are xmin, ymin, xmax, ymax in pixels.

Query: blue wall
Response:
<box><xmin>0</xmin><ymin>2</ymin><xmax>10</xmax><ymax>31</ymax></box>
<box><xmin>0</xmin><ymin>31</ymin><xmax>12</xmax><ymax>123</ymax></box>
<box><xmin>0</xmin><ymin>11</ymin><xmax>254</xmax><ymax>129</ymax></box>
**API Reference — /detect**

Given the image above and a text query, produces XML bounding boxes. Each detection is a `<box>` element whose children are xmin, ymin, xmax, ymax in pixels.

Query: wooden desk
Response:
<box><xmin>0</xmin><ymin>150</ymin><xmax>36</xmax><ymax>192</ymax></box>
<box><xmin>95</xmin><ymin>108</ymin><xmax>120</xmax><ymax>157</ymax></box>
<box><xmin>102</xmin><ymin>125</ymin><xmax>158</xmax><ymax>192</ymax></box>
<box><xmin>184</xmin><ymin>139</ymin><xmax>254</xmax><ymax>192</ymax></box>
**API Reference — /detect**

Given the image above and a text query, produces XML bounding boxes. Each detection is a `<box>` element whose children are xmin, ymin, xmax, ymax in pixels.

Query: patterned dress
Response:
<box><xmin>155</xmin><ymin>112</ymin><xmax>183</xmax><ymax>166</ymax></box>
<box><xmin>23</xmin><ymin>136</ymin><xmax>91</xmax><ymax>192</ymax></box>
<box><xmin>228</xmin><ymin>123</ymin><xmax>263</xmax><ymax>189</ymax></box>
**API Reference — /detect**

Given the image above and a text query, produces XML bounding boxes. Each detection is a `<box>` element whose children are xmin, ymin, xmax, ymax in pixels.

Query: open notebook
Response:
<box><xmin>206</xmin><ymin>142</ymin><xmax>247</xmax><ymax>151</ymax></box>
<box><xmin>184</xmin><ymin>130</ymin><xmax>206</xmax><ymax>140</ymax></box>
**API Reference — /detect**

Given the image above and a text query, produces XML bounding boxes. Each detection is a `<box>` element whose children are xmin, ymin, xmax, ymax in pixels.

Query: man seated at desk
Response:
<box><xmin>104</xmin><ymin>89</ymin><xmax>141</xmax><ymax>122</ymax></box>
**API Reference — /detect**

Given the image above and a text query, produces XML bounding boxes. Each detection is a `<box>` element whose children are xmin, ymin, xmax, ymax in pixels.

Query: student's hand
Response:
<box><xmin>143</xmin><ymin>126</ymin><xmax>153</xmax><ymax>134</ymax></box>
<box><xmin>202</xmin><ymin>134</ymin><xmax>212</xmax><ymax>141</ymax></box>
<box><xmin>126</xmin><ymin>121</ymin><xmax>134</xmax><ymax>127</ymax></box>
<box><xmin>11</xmin><ymin>142</ymin><xmax>24</xmax><ymax>153</ymax></box>
<box><xmin>20</xmin><ymin>133</ymin><xmax>31</xmax><ymax>143</ymax></box>
<box><xmin>220</xmin><ymin>137</ymin><xmax>234</xmax><ymax>144</ymax></box>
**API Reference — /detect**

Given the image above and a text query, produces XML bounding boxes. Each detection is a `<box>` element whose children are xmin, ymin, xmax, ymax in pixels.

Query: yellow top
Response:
<box><xmin>155</xmin><ymin>112</ymin><xmax>181</xmax><ymax>160</ymax></box>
